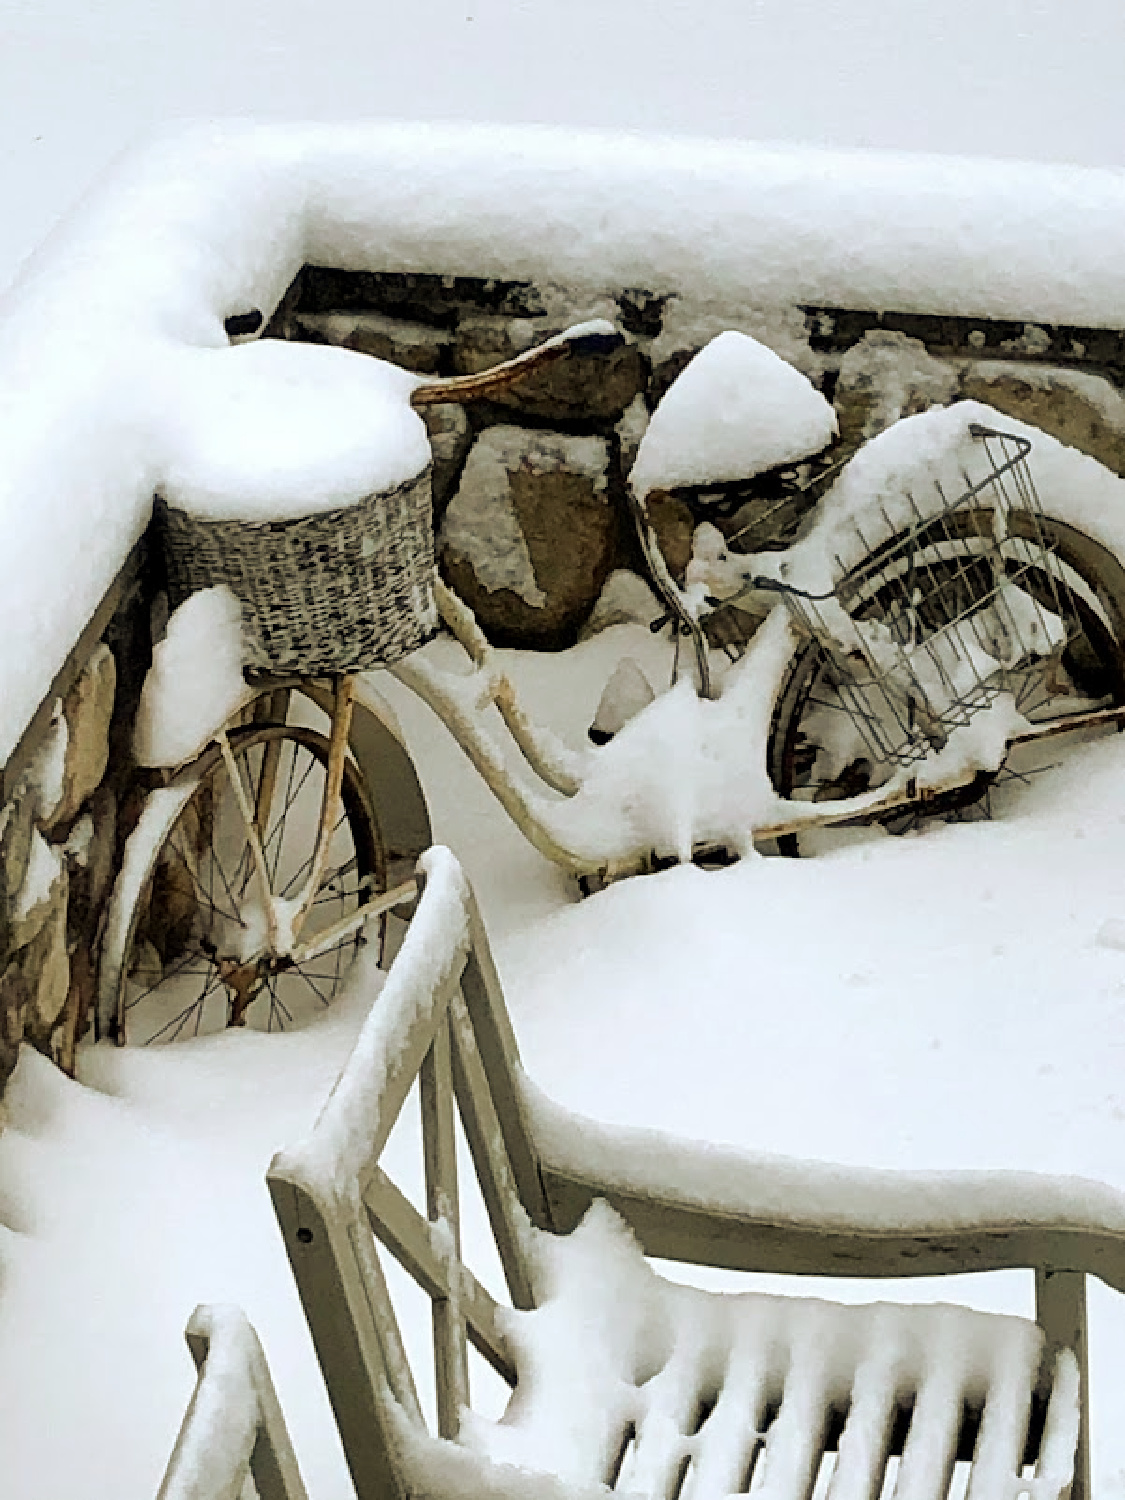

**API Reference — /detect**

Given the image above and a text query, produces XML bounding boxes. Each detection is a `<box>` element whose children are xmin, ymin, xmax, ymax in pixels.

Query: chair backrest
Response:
<box><xmin>268</xmin><ymin>846</ymin><xmax>1113</xmax><ymax>1500</ymax></box>
<box><xmin>267</xmin><ymin>846</ymin><xmax>551</xmax><ymax>1500</ymax></box>
<box><xmin>157</xmin><ymin>1304</ymin><xmax>308</xmax><ymax>1500</ymax></box>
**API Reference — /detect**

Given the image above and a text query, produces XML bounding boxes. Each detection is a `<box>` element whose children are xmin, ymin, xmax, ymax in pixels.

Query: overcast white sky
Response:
<box><xmin>2</xmin><ymin>0</ymin><xmax>1124</xmax><ymax>290</ymax></box>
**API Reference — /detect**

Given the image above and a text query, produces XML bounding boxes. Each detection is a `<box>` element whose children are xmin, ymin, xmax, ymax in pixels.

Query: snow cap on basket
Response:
<box><xmin>629</xmin><ymin>331</ymin><xmax>837</xmax><ymax>499</ymax></box>
<box><xmin>160</xmin><ymin>339</ymin><xmax>432</xmax><ymax>522</ymax></box>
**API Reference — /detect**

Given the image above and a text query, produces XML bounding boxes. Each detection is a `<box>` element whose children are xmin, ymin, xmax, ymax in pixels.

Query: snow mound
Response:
<box><xmin>162</xmin><ymin>340</ymin><xmax>430</xmax><ymax>521</ymax></box>
<box><xmin>630</xmin><ymin>332</ymin><xmax>837</xmax><ymax>497</ymax></box>
<box><xmin>134</xmin><ymin>586</ymin><xmax>253</xmax><ymax>767</ymax></box>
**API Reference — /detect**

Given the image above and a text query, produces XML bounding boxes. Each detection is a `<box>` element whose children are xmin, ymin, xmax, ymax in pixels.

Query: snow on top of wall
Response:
<box><xmin>4</xmin><ymin>118</ymin><xmax>1125</xmax><ymax>763</ymax></box>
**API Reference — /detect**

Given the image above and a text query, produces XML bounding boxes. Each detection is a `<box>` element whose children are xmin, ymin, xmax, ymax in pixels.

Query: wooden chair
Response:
<box><xmin>156</xmin><ymin>1304</ymin><xmax>308</xmax><ymax>1500</ymax></box>
<box><xmin>268</xmin><ymin>847</ymin><xmax>1125</xmax><ymax>1500</ymax></box>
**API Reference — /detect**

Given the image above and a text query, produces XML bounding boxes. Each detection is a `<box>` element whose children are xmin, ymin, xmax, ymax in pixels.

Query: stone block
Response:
<box><xmin>46</xmin><ymin>643</ymin><xmax>116</xmax><ymax>829</ymax></box>
<box><xmin>643</xmin><ymin>491</ymin><xmax>696</xmax><ymax>582</ymax></box>
<box><xmin>19</xmin><ymin>863</ymin><xmax>69</xmax><ymax>1036</ymax></box>
<box><xmin>439</xmin><ymin>427</ymin><xmax>616</xmax><ymax>646</ymax></box>
<box><xmin>487</xmin><ymin>341</ymin><xmax>648</xmax><ymax>423</ymax></box>
<box><xmin>294</xmin><ymin>311</ymin><xmax>452</xmax><ymax>374</ymax></box>
<box><xmin>960</xmin><ymin>363</ymin><xmax>1125</xmax><ymax>477</ymax></box>
<box><xmin>453</xmin><ymin>316</ymin><xmax>519</xmax><ymax>375</ymax></box>
<box><xmin>834</xmin><ymin>330</ymin><xmax>959</xmax><ymax>451</ymax></box>
<box><xmin>0</xmin><ymin>790</ymin><xmax>35</xmax><ymax>923</ymax></box>
<box><xmin>454</xmin><ymin>316</ymin><xmax>646</xmax><ymax>422</ymax></box>
<box><xmin>0</xmin><ymin>960</ymin><xmax>29</xmax><ymax>1091</ymax></box>
<box><xmin>419</xmin><ymin>402</ymin><xmax>473</xmax><ymax>518</ymax></box>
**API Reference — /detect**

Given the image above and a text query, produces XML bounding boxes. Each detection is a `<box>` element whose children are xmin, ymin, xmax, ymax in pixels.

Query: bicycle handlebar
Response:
<box><xmin>410</xmin><ymin>320</ymin><xmax>624</xmax><ymax>408</ymax></box>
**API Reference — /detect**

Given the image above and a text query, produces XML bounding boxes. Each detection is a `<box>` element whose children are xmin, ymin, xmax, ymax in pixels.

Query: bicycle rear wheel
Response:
<box><xmin>767</xmin><ymin>513</ymin><xmax>1125</xmax><ymax>850</ymax></box>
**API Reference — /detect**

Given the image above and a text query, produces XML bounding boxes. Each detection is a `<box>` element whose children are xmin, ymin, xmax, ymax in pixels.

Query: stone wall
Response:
<box><xmin>267</xmin><ymin>268</ymin><xmax>1125</xmax><ymax>651</ymax></box>
<box><xmin>4</xmin><ymin>265</ymin><xmax>1125</xmax><ymax>1096</ymax></box>
<box><xmin>0</xmin><ymin>538</ymin><xmax>154</xmax><ymax>1092</ymax></box>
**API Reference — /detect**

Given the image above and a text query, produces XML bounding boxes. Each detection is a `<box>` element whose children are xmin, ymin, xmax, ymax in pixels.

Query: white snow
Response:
<box><xmin>13</xmin><ymin>828</ymin><xmax>62</xmax><ymax>926</ymax></box>
<box><xmin>9</xmin><ymin>620</ymin><xmax>1125</xmax><ymax>1496</ymax></box>
<box><xmin>630</xmin><ymin>332</ymin><xmax>838</xmax><ymax>498</ymax></box>
<box><xmin>133</xmin><ymin>587</ymin><xmax>254</xmax><ymax>769</ymax></box>
<box><xmin>9</xmin><ymin>112</ymin><xmax>1125</xmax><ymax>1500</ymax></box>
<box><xmin>161</xmin><ymin>340</ymin><xmax>429</xmax><ymax>521</ymax></box>
<box><xmin>5</xmin><ymin>121</ymin><xmax>1125</xmax><ymax>762</ymax></box>
<box><xmin>460</xmin><ymin>1201</ymin><xmax>1076</xmax><ymax>1500</ymax></box>
<box><xmin>524</xmin><ymin>1082</ymin><xmax>1125</xmax><ymax>1241</ymax></box>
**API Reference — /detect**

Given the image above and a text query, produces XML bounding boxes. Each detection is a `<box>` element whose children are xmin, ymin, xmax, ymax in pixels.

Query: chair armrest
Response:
<box><xmin>157</xmin><ymin>1305</ymin><xmax>308</xmax><ymax>1500</ymax></box>
<box><xmin>525</xmin><ymin>1081</ymin><xmax>1125</xmax><ymax>1290</ymax></box>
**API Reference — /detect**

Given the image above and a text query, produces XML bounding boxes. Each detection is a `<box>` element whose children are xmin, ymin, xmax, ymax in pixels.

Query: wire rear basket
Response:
<box><xmin>156</xmin><ymin>466</ymin><xmax>439</xmax><ymax>675</ymax></box>
<box><xmin>777</xmin><ymin>425</ymin><xmax>1077</xmax><ymax>767</ymax></box>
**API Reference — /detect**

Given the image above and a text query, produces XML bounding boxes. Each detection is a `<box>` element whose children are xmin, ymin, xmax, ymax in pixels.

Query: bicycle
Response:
<box><xmin>97</xmin><ymin>326</ymin><xmax>1125</xmax><ymax>1043</ymax></box>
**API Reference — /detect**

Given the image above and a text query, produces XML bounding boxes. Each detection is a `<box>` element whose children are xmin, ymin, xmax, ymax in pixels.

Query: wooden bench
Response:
<box><xmin>268</xmin><ymin>847</ymin><xmax>1125</xmax><ymax>1500</ymax></box>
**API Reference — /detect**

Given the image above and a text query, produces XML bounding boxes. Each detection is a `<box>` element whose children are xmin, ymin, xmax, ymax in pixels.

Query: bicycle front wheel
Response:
<box><xmin>107</xmin><ymin>722</ymin><xmax>386</xmax><ymax>1044</ymax></box>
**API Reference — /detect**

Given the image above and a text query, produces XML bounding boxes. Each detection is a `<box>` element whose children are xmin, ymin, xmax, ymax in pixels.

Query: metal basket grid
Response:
<box><xmin>157</xmin><ymin>466</ymin><xmax>438</xmax><ymax>675</ymax></box>
<box><xmin>781</xmin><ymin>426</ymin><xmax>1076</xmax><ymax>768</ymax></box>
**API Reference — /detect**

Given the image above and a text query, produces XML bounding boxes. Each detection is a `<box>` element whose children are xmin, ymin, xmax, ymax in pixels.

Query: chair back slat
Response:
<box><xmin>460</xmin><ymin>896</ymin><xmax>553</xmax><ymax>1229</ymax></box>
<box><xmin>364</xmin><ymin>1167</ymin><xmax>516</xmax><ymax>1383</ymax></box>
<box><xmin>449</xmin><ymin>988</ymin><xmax>538</xmax><ymax>1310</ymax></box>
<box><xmin>963</xmin><ymin>1338</ymin><xmax>1038</xmax><ymax>1500</ymax></box>
<box><xmin>828</xmin><ymin>1326</ymin><xmax>906</xmax><ymax>1500</ymax></box>
<box><xmin>420</xmin><ymin>1014</ymin><xmax>470</xmax><ymax>1437</ymax></box>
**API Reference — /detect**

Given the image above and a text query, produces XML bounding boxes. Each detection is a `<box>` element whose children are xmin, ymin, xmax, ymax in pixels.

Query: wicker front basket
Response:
<box><xmin>156</xmin><ymin>466</ymin><xmax>438</xmax><ymax>674</ymax></box>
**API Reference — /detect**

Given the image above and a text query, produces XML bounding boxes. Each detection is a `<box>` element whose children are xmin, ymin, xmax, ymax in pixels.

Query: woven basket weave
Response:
<box><xmin>156</xmin><ymin>466</ymin><xmax>438</xmax><ymax>674</ymax></box>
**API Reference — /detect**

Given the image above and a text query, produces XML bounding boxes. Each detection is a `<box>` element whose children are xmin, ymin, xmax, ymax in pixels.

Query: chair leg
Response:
<box><xmin>1035</xmin><ymin>1268</ymin><xmax>1090</xmax><ymax>1500</ymax></box>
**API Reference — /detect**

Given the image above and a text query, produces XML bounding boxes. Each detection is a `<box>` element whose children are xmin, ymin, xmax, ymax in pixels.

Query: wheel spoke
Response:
<box><xmin>265</xmin><ymin>976</ymin><xmax>294</xmax><ymax>1031</ymax></box>
<box><xmin>125</xmin><ymin>948</ymin><xmax>215</xmax><ymax>1009</ymax></box>
<box><xmin>145</xmin><ymin>970</ymin><xmax>225</xmax><ymax>1044</ymax></box>
<box><xmin>164</xmin><ymin>836</ymin><xmax>246</xmax><ymax>930</ymax></box>
<box><xmin>264</xmin><ymin>747</ymin><xmax>321</xmax><ymax>885</ymax></box>
<box><xmin>277</xmin><ymin>813</ymin><xmax>349</xmax><ymax>900</ymax></box>
<box><xmin>290</xmin><ymin>966</ymin><xmax>333</xmax><ymax>1007</ymax></box>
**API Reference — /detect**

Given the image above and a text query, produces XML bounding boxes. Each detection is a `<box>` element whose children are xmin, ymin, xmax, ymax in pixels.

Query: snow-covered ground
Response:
<box><xmin>3</xmin><ymin>618</ymin><xmax>1125</xmax><ymax>1497</ymax></box>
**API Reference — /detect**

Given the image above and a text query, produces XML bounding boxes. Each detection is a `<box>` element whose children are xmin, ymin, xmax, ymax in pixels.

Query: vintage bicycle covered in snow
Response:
<box><xmin>97</xmin><ymin>325</ymin><xmax>1125</xmax><ymax>1042</ymax></box>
